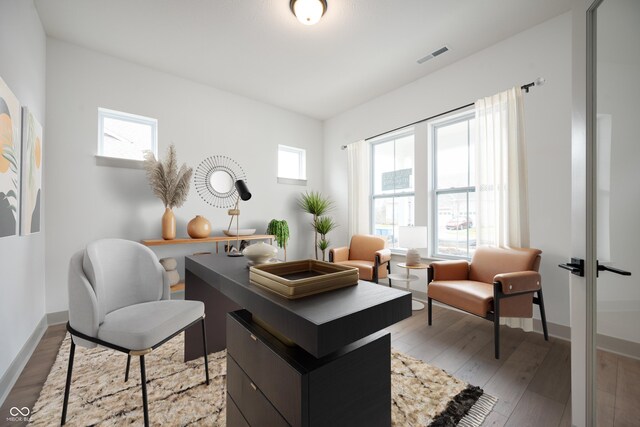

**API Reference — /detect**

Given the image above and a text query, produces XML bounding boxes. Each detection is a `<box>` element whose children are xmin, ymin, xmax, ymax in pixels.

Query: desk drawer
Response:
<box><xmin>227</xmin><ymin>356</ymin><xmax>289</xmax><ymax>427</ymax></box>
<box><xmin>227</xmin><ymin>393</ymin><xmax>250</xmax><ymax>427</ymax></box>
<box><xmin>227</xmin><ymin>312</ymin><xmax>303</xmax><ymax>426</ymax></box>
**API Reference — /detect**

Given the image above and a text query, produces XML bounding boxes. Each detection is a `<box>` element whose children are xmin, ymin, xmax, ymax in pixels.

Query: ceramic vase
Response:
<box><xmin>188</xmin><ymin>215</ymin><xmax>211</xmax><ymax>239</ymax></box>
<box><xmin>242</xmin><ymin>242</ymin><xmax>278</xmax><ymax>264</ymax></box>
<box><xmin>405</xmin><ymin>248</ymin><xmax>421</xmax><ymax>266</ymax></box>
<box><xmin>162</xmin><ymin>207</ymin><xmax>176</xmax><ymax>240</ymax></box>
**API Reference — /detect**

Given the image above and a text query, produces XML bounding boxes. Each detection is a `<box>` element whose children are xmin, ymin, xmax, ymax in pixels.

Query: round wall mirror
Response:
<box><xmin>194</xmin><ymin>156</ymin><xmax>247</xmax><ymax>208</ymax></box>
<box><xmin>210</xmin><ymin>170</ymin><xmax>234</xmax><ymax>194</ymax></box>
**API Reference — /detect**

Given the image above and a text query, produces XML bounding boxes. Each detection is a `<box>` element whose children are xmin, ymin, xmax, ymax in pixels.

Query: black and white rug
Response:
<box><xmin>29</xmin><ymin>334</ymin><xmax>496</xmax><ymax>426</ymax></box>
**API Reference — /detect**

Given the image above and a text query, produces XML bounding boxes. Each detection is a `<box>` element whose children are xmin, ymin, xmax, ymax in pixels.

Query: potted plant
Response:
<box><xmin>314</xmin><ymin>216</ymin><xmax>337</xmax><ymax>261</ymax></box>
<box><xmin>266</xmin><ymin>219</ymin><xmax>290</xmax><ymax>261</ymax></box>
<box><xmin>298</xmin><ymin>191</ymin><xmax>336</xmax><ymax>260</ymax></box>
<box><xmin>143</xmin><ymin>145</ymin><xmax>192</xmax><ymax>240</ymax></box>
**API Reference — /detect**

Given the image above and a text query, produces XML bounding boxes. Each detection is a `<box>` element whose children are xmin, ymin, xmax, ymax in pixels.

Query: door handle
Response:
<box><xmin>597</xmin><ymin>262</ymin><xmax>631</xmax><ymax>277</ymax></box>
<box><xmin>558</xmin><ymin>258</ymin><xmax>631</xmax><ymax>277</ymax></box>
<box><xmin>558</xmin><ymin>258</ymin><xmax>584</xmax><ymax>276</ymax></box>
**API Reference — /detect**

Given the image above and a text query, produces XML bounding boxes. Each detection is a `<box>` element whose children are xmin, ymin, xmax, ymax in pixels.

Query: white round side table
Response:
<box><xmin>388</xmin><ymin>262</ymin><xmax>429</xmax><ymax>311</ymax></box>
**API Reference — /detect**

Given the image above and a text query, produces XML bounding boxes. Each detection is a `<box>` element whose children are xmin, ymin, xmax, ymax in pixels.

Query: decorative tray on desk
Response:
<box><xmin>249</xmin><ymin>260</ymin><xmax>359</xmax><ymax>299</ymax></box>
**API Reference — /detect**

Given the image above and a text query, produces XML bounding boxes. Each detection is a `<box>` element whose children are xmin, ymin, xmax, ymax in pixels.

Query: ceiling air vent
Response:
<box><xmin>417</xmin><ymin>46</ymin><xmax>449</xmax><ymax>64</ymax></box>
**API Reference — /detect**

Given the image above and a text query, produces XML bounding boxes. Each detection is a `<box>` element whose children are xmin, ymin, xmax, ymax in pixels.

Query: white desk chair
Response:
<box><xmin>62</xmin><ymin>239</ymin><xmax>209</xmax><ymax>426</ymax></box>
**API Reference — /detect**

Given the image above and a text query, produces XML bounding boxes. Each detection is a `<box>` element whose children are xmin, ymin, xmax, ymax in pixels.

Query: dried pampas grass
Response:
<box><xmin>143</xmin><ymin>145</ymin><xmax>193</xmax><ymax>209</ymax></box>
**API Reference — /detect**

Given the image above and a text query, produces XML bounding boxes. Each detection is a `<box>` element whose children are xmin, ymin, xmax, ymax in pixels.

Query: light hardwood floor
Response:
<box><xmin>0</xmin><ymin>324</ymin><xmax>66</xmax><ymax>427</ymax></box>
<box><xmin>387</xmin><ymin>305</ymin><xmax>639</xmax><ymax>427</ymax></box>
<box><xmin>1</xmin><ymin>307</ymin><xmax>638</xmax><ymax>427</ymax></box>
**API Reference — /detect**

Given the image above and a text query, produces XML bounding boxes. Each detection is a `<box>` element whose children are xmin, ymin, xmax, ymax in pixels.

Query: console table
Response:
<box><xmin>142</xmin><ymin>234</ymin><xmax>274</xmax><ymax>253</ymax></box>
<box><xmin>142</xmin><ymin>235</ymin><xmax>274</xmax><ymax>293</ymax></box>
<box><xmin>184</xmin><ymin>254</ymin><xmax>411</xmax><ymax>427</ymax></box>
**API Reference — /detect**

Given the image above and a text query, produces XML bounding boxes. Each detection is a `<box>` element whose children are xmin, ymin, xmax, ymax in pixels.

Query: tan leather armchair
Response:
<box><xmin>427</xmin><ymin>246</ymin><xmax>549</xmax><ymax>359</ymax></box>
<box><xmin>329</xmin><ymin>235</ymin><xmax>391</xmax><ymax>284</ymax></box>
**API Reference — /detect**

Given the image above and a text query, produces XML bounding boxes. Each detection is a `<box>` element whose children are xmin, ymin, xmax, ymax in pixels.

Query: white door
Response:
<box><xmin>567</xmin><ymin>0</ymin><xmax>639</xmax><ymax>425</ymax></box>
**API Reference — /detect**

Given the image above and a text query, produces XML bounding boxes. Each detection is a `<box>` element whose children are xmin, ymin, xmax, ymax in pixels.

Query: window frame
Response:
<box><xmin>370</xmin><ymin>128</ymin><xmax>415</xmax><ymax>248</ymax></box>
<box><xmin>97</xmin><ymin>108</ymin><xmax>158</xmax><ymax>163</ymax></box>
<box><xmin>430</xmin><ymin>110</ymin><xmax>476</xmax><ymax>259</ymax></box>
<box><xmin>277</xmin><ymin>144</ymin><xmax>307</xmax><ymax>185</ymax></box>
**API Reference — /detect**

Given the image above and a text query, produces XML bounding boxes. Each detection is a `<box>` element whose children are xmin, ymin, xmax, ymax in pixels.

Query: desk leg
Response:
<box><xmin>184</xmin><ymin>270</ymin><xmax>241</xmax><ymax>362</ymax></box>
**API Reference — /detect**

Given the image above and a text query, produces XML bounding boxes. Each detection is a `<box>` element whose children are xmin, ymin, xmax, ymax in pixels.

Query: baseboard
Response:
<box><xmin>46</xmin><ymin>310</ymin><xmax>68</xmax><ymax>325</ymax></box>
<box><xmin>533</xmin><ymin>318</ymin><xmax>571</xmax><ymax>342</ymax></box>
<box><xmin>596</xmin><ymin>333</ymin><xmax>640</xmax><ymax>359</ymax></box>
<box><xmin>0</xmin><ymin>315</ymin><xmax>47</xmax><ymax>407</ymax></box>
<box><xmin>533</xmin><ymin>319</ymin><xmax>639</xmax><ymax>358</ymax></box>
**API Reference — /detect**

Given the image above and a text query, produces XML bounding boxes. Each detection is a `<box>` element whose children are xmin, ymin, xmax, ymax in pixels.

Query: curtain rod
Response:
<box><xmin>340</xmin><ymin>78</ymin><xmax>545</xmax><ymax>149</ymax></box>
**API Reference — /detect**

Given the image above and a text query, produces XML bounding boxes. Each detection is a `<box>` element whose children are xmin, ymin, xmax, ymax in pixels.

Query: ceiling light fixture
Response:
<box><xmin>290</xmin><ymin>0</ymin><xmax>327</xmax><ymax>26</ymax></box>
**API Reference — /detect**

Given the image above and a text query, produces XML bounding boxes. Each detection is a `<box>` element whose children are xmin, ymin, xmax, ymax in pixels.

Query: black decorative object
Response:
<box><xmin>227</xmin><ymin>179</ymin><xmax>252</xmax><ymax>257</ymax></box>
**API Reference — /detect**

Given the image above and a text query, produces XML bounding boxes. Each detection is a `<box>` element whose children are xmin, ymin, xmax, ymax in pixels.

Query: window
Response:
<box><xmin>371</xmin><ymin>128</ymin><xmax>415</xmax><ymax>248</ymax></box>
<box><xmin>431</xmin><ymin>112</ymin><xmax>476</xmax><ymax>258</ymax></box>
<box><xmin>97</xmin><ymin>108</ymin><xmax>157</xmax><ymax>161</ymax></box>
<box><xmin>278</xmin><ymin>145</ymin><xmax>306</xmax><ymax>183</ymax></box>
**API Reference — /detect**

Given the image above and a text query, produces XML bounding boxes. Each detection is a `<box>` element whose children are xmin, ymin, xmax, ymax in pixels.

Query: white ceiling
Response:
<box><xmin>34</xmin><ymin>0</ymin><xmax>571</xmax><ymax>120</ymax></box>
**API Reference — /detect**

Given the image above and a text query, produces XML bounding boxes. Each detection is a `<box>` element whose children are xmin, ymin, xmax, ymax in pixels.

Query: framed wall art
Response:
<box><xmin>0</xmin><ymin>76</ymin><xmax>21</xmax><ymax>238</ymax></box>
<box><xmin>20</xmin><ymin>107</ymin><xmax>42</xmax><ymax>235</ymax></box>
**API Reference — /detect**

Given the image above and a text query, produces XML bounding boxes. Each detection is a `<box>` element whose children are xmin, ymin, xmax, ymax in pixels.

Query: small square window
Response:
<box><xmin>278</xmin><ymin>145</ymin><xmax>306</xmax><ymax>181</ymax></box>
<box><xmin>98</xmin><ymin>108</ymin><xmax>157</xmax><ymax>161</ymax></box>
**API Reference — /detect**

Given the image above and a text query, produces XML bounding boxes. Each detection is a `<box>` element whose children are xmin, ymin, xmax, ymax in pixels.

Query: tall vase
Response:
<box><xmin>162</xmin><ymin>207</ymin><xmax>176</xmax><ymax>240</ymax></box>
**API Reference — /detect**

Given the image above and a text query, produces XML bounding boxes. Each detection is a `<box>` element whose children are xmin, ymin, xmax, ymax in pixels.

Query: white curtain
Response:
<box><xmin>347</xmin><ymin>140</ymin><xmax>370</xmax><ymax>237</ymax></box>
<box><xmin>475</xmin><ymin>87</ymin><xmax>532</xmax><ymax>331</ymax></box>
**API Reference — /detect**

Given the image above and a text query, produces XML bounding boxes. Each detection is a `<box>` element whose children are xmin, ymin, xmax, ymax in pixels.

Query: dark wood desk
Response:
<box><xmin>184</xmin><ymin>253</ymin><xmax>412</xmax><ymax>427</ymax></box>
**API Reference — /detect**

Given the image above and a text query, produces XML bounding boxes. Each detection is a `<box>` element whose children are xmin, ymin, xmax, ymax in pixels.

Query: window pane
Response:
<box><xmin>394</xmin><ymin>135</ymin><xmax>415</xmax><ymax>192</ymax></box>
<box><xmin>370</xmin><ymin>130</ymin><xmax>415</xmax><ymax>245</ymax></box>
<box><xmin>435</xmin><ymin>120</ymin><xmax>469</xmax><ymax>189</ymax></box>
<box><xmin>373</xmin><ymin>196</ymin><xmax>414</xmax><ymax>248</ymax></box>
<box><xmin>102</xmin><ymin>116</ymin><xmax>154</xmax><ymax>160</ymax></box>
<box><xmin>278</xmin><ymin>149</ymin><xmax>301</xmax><ymax>179</ymax></box>
<box><xmin>372</xmin><ymin>134</ymin><xmax>415</xmax><ymax>195</ymax></box>
<box><xmin>98</xmin><ymin>109</ymin><xmax>157</xmax><ymax>161</ymax></box>
<box><xmin>435</xmin><ymin>191</ymin><xmax>475</xmax><ymax>257</ymax></box>
<box><xmin>373</xmin><ymin>141</ymin><xmax>394</xmax><ymax>194</ymax></box>
<box><xmin>469</xmin><ymin>118</ymin><xmax>476</xmax><ymax>186</ymax></box>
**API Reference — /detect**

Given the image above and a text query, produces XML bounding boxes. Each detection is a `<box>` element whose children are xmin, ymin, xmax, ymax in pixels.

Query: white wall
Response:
<box><xmin>324</xmin><ymin>13</ymin><xmax>573</xmax><ymax>327</ymax></box>
<box><xmin>45</xmin><ymin>40</ymin><xmax>324</xmax><ymax>313</ymax></box>
<box><xmin>0</xmin><ymin>0</ymin><xmax>47</xmax><ymax>388</ymax></box>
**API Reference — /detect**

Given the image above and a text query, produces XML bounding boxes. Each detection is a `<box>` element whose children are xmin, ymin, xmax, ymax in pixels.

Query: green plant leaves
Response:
<box><xmin>267</xmin><ymin>219</ymin><xmax>290</xmax><ymax>248</ymax></box>
<box><xmin>298</xmin><ymin>191</ymin><xmax>334</xmax><ymax>216</ymax></box>
<box><xmin>313</xmin><ymin>216</ymin><xmax>337</xmax><ymax>236</ymax></box>
<box><xmin>298</xmin><ymin>191</ymin><xmax>337</xmax><ymax>260</ymax></box>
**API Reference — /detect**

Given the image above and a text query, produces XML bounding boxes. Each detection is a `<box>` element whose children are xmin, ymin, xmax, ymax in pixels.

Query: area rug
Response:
<box><xmin>29</xmin><ymin>334</ymin><xmax>496</xmax><ymax>426</ymax></box>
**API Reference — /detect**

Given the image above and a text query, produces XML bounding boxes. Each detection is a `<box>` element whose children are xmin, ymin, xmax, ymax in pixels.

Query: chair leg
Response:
<box><xmin>61</xmin><ymin>340</ymin><xmax>76</xmax><ymax>425</ymax></box>
<box><xmin>387</xmin><ymin>262</ymin><xmax>392</xmax><ymax>287</ymax></box>
<box><xmin>124</xmin><ymin>355</ymin><xmax>131</xmax><ymax>382</ymax></box>
<box><xmin>494</xmin><ymin>298</ymin><xmax>501</xmax><ymax>359</ymax></box>
<box><xmin>201</xmin><ymin>318</ymin><xmax>210</xmax><ymax>385</ymax></box>
<box><xmin>537</xmin><ymin>290</ymin><xmax>549</xmax><ymax>341</ymax></box>
<box><xmin>427</xmin><ymin>298</ymin><xmax>433</xmax><ymax>325</ymax></box>
<box><xmin>140</xmin><ymin>355</ymin><xmax>149</xmax><ymax>427</ymax></box>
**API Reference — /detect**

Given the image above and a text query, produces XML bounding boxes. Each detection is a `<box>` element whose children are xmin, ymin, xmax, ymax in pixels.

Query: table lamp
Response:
<box><xmin>399</xmin><ymin>226</ymin><xmax>428</xmax><ymax>265</ymax></box>
<box><xmin>227</xmin><ymin>179</ymin><xmax>252</xmax><ymax>257</ymax></box>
